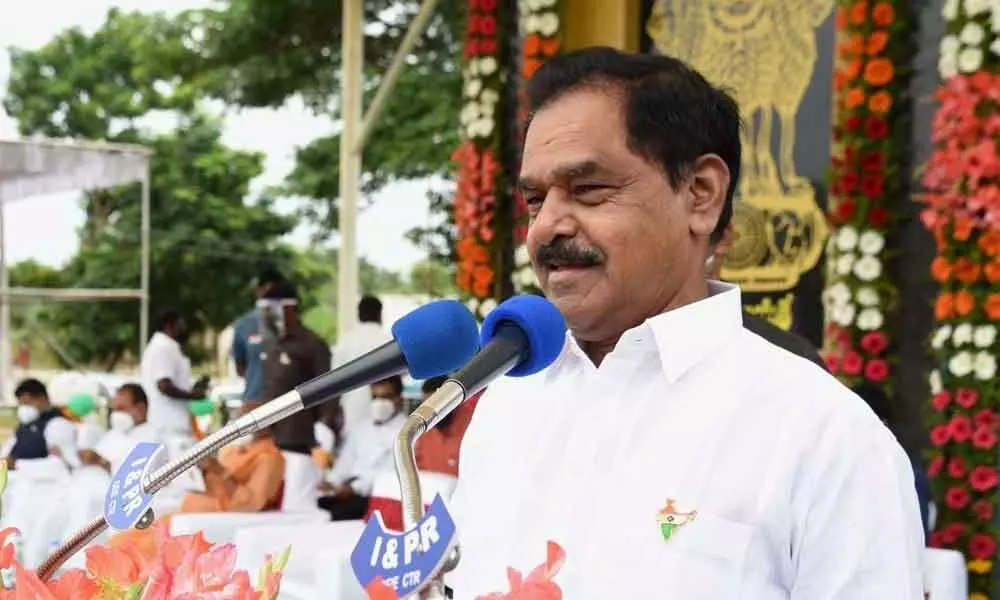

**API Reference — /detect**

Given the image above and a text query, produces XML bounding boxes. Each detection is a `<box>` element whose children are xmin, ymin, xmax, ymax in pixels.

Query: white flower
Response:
<box><xmin>952</xmin><ymin>322</ymin><xmax>974</xmax><ymax>346</ymax></box>
<box><xmin>514</xmin><ymin>244</ymin><xmax>531</xmax><ymax>268</ymax></box>
<box><xmin>858</xmin><ymin>230</ymin><xmax>885</xmax><ymax>255</ymax></box>
<box><xmin>537</xmin><ymin>13</ymin><xmax>560</xmax><ymax>36</ymax></box>
<box><xmin>958</xmin><ymin>47</ymin><xmax>984</xmax><ymax>72</ymax></box>
<box><xmin>524</xmin><ymin>14</ymin><xmax>541</xmax><ymax>34</ymax></box>
<box><xmin>974</xmin><ymin>351</ymin><xmax>997</xmax><ymax>380</ymax></box>
<box><xmin>939</xmin><ymin>53</ymin><xmax>959</xmax><ymax>79</ymax></box>
<box><xmin>973</xmin><ymin>324</ymin><xmax>997</xmax><ymax>348</ymax></box>
<box><xmin>965</xmin><ymin>0</ymin><xmax>991</xmax><ymax>16</ymax></box>
<box><xmin>515</xmin><ymin>267</ymin><xmax>539</xmax><ymax>289</ymax></box>
<box><xmin>944</xmin><ymin>0</ymin><xmax>960</xmax><ymax>19</ymax></box>
<box><xmin>538</xmin><ymin>0</ymin><xmax>557</xmax><ymax>7</ymax></box>
<box><xmin>960</xmin><ymin>22</ymin><xmax>986</xmax><ymax>45</ymax></box>
<box><xmin>940</xmin><ymin>35</ymin><xmax>961</xmax><ymax>58</ymax></box>
<box><xmin>460</xmin><ymin>102</ymin><xmax>480</xmax><ymax>126</ymax></box>
<box><xmin>836</xmin><ymin>226</ymin><xmax>858</xmax><ymax>252</ymax></box>
<box><xmin>467</xmin><ymin>118</ymin><xmax>495</xmax><ymax>139</ymax></box>
<box><xmin>479</xmin><ymin>298</ymin><xmax>498</xmax><ymax>315</ymax></box>
<box><xmin>835</xmin><ymin>253</ymin><xmax>855</xmax><ymax>276</ymax></box>
<box><xmin>856</xmin><ymin>307</ymin><xmax>884</xmax><ymax>331</ymax></box>
<box><xmin>948</xmin><ymin>351</ymin><xmax>974</xmax><ymax>377</ymax></box>
<box><xmin>824</xmin><ymin>282</ymin><xmax>852</xmax><ymax>307</ymax></box>
<box><xmin>992</xmin><ymin>5</ymin><xmax>1000</xmax><ymax>33</ymax></box>
<box><xmin>856</xmin><ymin>286</ymin><xmax>880</xmax><ymax>307</ymax></box>
<box><xmin>464</xmin><ymin>78</ymin><xmax>483</xmax><ymax>98</ymax></box>
<box><xmin>465</xmin><ymin>297</ymin><xmax>480</xmax><ymax>314</ymax></box>
<box><xmin>932</xmin><ymin>324</ymin><xmax>953</xmax><ymax>349</ymax></box>
<box><xmin>831</xmin><ymin>303</ymin><xmax>856</xmax><ymax>327</ymax></box>
<box><xmin>853</xmin><ymin>255</ymin><xmax>882</xmax><ymax>282</ymax></box>
<box><xmin>479</xmin><ymin>57</ymin><xmax>498</xmax><ymax>76</ymax></box>
<box><xmin>480</xmin><ymin>89</ymin><xmax>500</xmax><ymax>106</ymax></box>
<box><xmin>991</xmin><ymin>38</ymin><xmax>1000</xmax><ymax>57</ymax></box>
<box><xmin>929</xmin><ymin>369</ymin><xmax>943</xmax><ymax>394</ymax></box>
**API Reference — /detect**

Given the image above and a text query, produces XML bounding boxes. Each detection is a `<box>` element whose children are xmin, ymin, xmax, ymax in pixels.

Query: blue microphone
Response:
<box><xmin>406</xmin><ymin>294</ymin><xmax>566</xmax><ymax>432</ymax></box>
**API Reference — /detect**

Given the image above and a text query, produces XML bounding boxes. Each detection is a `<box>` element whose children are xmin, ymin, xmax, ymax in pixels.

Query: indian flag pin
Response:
<box><xmin>656</xmin><ymin>499</ymin><xmax>697</xmax><ymax>542</ymax></box>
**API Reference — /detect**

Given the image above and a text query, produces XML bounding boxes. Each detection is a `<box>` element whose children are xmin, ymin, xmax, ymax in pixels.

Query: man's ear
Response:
<box><xmin>686</xmin><ymin>154</ymin><xmax>730</xmax><ymax>238</ymax></box>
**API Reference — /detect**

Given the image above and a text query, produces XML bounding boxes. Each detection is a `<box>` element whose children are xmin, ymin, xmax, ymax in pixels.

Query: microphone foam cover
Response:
<box><xmin>481</xmin><ymin>295</ymin><xmax>567</xmax><ymax>377</ymax></box>
<box><xmin>391</xmin><ymin>299</ymin><xmax>481</xmax><ymax>379</ymax></box>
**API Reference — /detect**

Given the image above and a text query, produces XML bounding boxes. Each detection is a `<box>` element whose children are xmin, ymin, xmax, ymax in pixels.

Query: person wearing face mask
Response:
<box><xmin>83</xmin><ymin>383</ymin><xmax>159</xmax><ymax>474</ymax></box>
<box><xmin>316</xmin><ymin>376</ymin><xmax>407</xmax><ymax>521</ymax></box>
<box><xmin>3</xmin><ymin>378</ymin><xmax>77</xmax><ymax>470</ymax></box>
<box><xmin>141</xmin><ymin>310</ymin><xmax>209</xmax><ymax>441</ymax></box>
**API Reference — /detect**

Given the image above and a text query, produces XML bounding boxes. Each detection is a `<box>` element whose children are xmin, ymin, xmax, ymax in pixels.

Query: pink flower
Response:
<box><xmin>476</xmin><ymin>541</ymin><xmax>565</xmax><ymax>600</ymax></box>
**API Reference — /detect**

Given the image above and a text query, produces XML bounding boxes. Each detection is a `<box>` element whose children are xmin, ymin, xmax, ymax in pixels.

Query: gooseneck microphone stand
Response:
<box><xmin>37</xmin><ymin>393</ymin><xmax>307</xmax><ymax>580</ymax></box>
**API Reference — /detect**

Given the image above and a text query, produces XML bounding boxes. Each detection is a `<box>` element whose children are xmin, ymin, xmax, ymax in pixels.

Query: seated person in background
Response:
<box><xmin>414</xmin><ymin>376</ymin><xmax>477</xmax><ymax>477</ymax></box>
<box><xmin>180</xmin><ymin>401</ymin><xmax>285</xmax><ymax>513</ymax></box>
<box><xmin>82</xmin><ymin>383</ymin><xmax>159</xmax><ymax>474</ymax></box>
<box><xmin>317</xmin><ymin>376</ymin><xmax>406</xmax><ymax>520</ymax></box>
<box><xmin>3</xmin><ymin>378</ymin><xmax>77</xmax><ymax>469</ymax></box>
<box><xmin>313</xmin><ymin>400</ymin><xmax>344</xmax><ymax>471</ymax></box>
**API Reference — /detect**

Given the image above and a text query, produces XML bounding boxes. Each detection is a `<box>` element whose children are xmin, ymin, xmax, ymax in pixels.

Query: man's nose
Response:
<box><xmin>529</xmin><ymin>190</ymin><xmax>578</xmax><ymax>244</ymax></box>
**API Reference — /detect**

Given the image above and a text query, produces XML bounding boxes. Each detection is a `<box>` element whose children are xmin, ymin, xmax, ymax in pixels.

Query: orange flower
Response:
<box><xmin>935</xmin><ymin>293</ymin><xmax>954</xmax><ymax>320</ymax></box>
<box><xmin>873</xmin><ymin>3</ymin><xmax>895</xmax><ymax>25</ymax></box>
<box><xmin>44</xmin><ymin>569</ymin><xmax>99</xmax><ymax>600</ymax></box>
<box><xmin>987</xmin><ymin>294</ymin><xmax>1000</xmax><ymax>320</ymax></box>
<box><xmin>845</xmin><ymin>88</ymin><xmax>866</xmax><ymax>109</ymax></box>
<box><xmin>955</xmin><ymin>289</ymin><xmax>976</xmax><ymax>317</ymax></box>
<box><xmin>835</xmin><ymin>6</ymin><xmax>849</xmax><ymax>30</ymax></box>
<box><xmin>523</xmin><ymin>58</ymin><xmax>543</xmax><ymax>78</ymax></box>
<box><xmin>476</xmin><ymin>541</ymin><xmax>565</xmax><ymax>600</ymax></box>
<box><xmin>842</xmin><ymin>59</ymin><xmax>862</xmax><ymax>80</ymax></box>
<box><xmin>953</xmin><ymin>258</ymin><xmax>982</xmax><ymax>284</ymax></box>
<box><xmin>523</xmin><ymin>34</ymin><xmax>541</xmax><ymax>55</ymax></box>
<box><xmin>868</xmin><ymin>90</ymin><xmax>893</xmax><ymax>114</ymax></box>
<box><xmin>839</xmin><ymin>37</ymin><xmax>865</xmax><ymax>59</ymax></box>
<box><xmin>986</xmin><ymin>259</ymin><xmax>1000</xmax><ymax>283</ymax></box>
<box><xmin>864</xmin><ymin>58</ymin><xmax>894</xmax><ymax>86</ymax></box>
<box><xmin>954</xmin><ymin>218</ymin><xmax>974</xmax><ymax>242</ymax></box>
<box><xmin>850</xmin><ymin>1</ymin><xmax>868</xmax><ymax>25</ymax></box>
<box><xmin>866</xmin><ymin>30</ymin><xmax>889</xmax><ymax>55</ymax></box>
<box><xmin>979</xmin><ymin>230</ymin><xmax>1000</xmax><ymax>257</ymax></box>
<box><xmin>931</xmin><ymin>257</ymin><xmax>952</xmax><ymax>283</ymax></box>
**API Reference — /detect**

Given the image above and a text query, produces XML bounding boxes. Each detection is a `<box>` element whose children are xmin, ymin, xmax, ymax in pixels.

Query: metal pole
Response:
<box><xmin>140</xmin><ymin>164</ymin><xmax>151</xmax><ymax>356</ymax></box>
<box><xmin>337</xmin><ymin>0</ymin><xmax>364</xmax><ymax>337</ymax></box>
<box><xmin>354</xmin><ymin>0</ymin><xmax>440</xmax><ymax>154</ymax></box>
<box><xmin>0</xmin><ymin>198</ymin><xmax>10</xmax><ymax>404</ymax></box>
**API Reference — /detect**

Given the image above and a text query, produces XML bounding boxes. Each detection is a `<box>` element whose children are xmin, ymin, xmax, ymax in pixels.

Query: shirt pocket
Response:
<box><xmin>666</xmin><ymin>511</ymin><xmax>753</xmax><ymax>599</ymax></box>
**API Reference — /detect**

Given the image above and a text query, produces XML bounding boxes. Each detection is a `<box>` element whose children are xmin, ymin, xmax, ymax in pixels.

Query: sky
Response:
<box><xmin>0</xmin><ymin>0</ymin><xmax>437</xmax><ymax>274</ymax></box>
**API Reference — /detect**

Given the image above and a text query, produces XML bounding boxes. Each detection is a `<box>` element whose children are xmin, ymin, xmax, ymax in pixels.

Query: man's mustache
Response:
<box><xmin>535</xmin><ymin>239</ymin><xmax>604</xmax><ymax>268</ymax></box>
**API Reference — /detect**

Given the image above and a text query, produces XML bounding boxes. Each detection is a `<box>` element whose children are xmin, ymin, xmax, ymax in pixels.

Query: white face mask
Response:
<box><xmin>109</xmin><ymin>411</ymin><xmax>136</xmax><ymax>433</ymax></box>
<box><xmin>371</xmin><ymin>398</ymin><xmax>397</xmax><ymax>424</ymax></box>
<box><xmin>17</xmin><ymin>405</ymin><xmax>40</xmax><ymax>424</ymax></box>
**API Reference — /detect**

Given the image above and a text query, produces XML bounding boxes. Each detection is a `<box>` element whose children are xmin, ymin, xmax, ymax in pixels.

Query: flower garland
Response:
<box><xmin>924</xmin><ymin>2</ymin><xmax>1000</xmax><ymax>595</ymax></box>
<box><xmin>455</xmin><ymin>0</ymin><xmax>506</xmax><ymax>318</ymax></box>
<box><xmin>822</xmin><ymin>0</ymin><xmax>906</xmax><ymax>397</ymax></box>
<box><xmin>512</xmin><ymin>0</ymin><xmax>561</xmax><ymax>295</ymax></box>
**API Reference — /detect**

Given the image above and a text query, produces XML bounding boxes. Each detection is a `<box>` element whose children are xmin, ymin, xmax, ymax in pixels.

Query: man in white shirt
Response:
<box><xmin>3</xmin><ymin>378</ymin><xmax>77</xmax><ymax>470</ymax></box>
<box><xmin>81</xmin><ymin>383</ymin><xmax>160</xmax><ymax>474</ymax></box>
<box><xmin>141</xmin><ymin>309</ymin><xmax>208</xmax><ymax>439</ymax></box>
<box><xmin>447</xmin><ymin>48</ymin><xmax>924</xmax><ymax>598</ymax></box>
<box><xmin>317</xmin><ymin>376</ymin><xmax>406</xmax><ymax>521</ymax></box>
<box><xmin>332</xmin><ymin>296</ymin><xmax>391</xmax><ymax>445</ymax></box>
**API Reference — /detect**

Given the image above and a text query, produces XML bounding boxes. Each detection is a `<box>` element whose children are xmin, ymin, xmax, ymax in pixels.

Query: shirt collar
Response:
<box><xmin>152</xmin><ymin>331</ymin><xmax>179</xmax><ymax>349</ymax></box>
<box><xmin>549</xmin><ymin>281</ymin><xmax>744</xmax><ymax>383</ymax></box>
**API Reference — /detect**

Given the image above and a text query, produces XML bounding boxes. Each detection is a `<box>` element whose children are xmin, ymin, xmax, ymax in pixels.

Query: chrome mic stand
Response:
<box><xmin>394</xmin><ymin>379</ymin><xmax>467</xmax><ymax>599</ymax></box>
<box><xmin>37</xmin><ymin>391</ymin><xmax>307</xmax><ymax>580</ymax></box>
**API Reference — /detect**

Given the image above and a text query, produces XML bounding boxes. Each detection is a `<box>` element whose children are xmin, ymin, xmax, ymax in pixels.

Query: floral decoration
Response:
<box><xmin>455</xmin><ymin>0</ymin><xmax>507</xmax><ymax>318</ymax></box>
<box><xmin>512</xmin><ymin>0</ymin><xmax>561</xmax><ymax>295</ymax></box>
<box><xmin>822</xmin><ymin>0</ymin><xmax>907</xmax><ymax>396</ymax></box>
<box><xmin>924</xmin><ymin>0</ymin><xmax>1000</xmax><ymax>594</ymax></box>
<box><xmin>0</xmin><ymin>464</ymin><xmax>288</xmax><ymax>599</ymax></box>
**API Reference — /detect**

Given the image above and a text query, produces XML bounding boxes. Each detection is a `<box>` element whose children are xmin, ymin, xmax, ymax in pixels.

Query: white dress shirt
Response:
<box><xmin>95</xmin><ymin>421</ymin><xmax>161</xmax><ymax>474</ymax></box>
<box><xmin>327</xmin><ymin>411</ymin><xmax>406</xmax><ymax>496</ymax></box>
<box><xmin>448</xmin><ymin>282</ymin><xmax>924</xmax><ymax>599</ymax></box>
<box><xmin>141</xmin><ymin>332</ymin><xmax>194</xmax><ymax>435</ymax></box>
<box><xmin>332</xmin><ymin>322</ymin><xmax>392</xmax><ymax>442</ymax></box>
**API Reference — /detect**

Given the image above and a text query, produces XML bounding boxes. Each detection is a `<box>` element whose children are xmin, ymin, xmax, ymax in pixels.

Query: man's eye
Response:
<box><xmin>573</xmin><ymin>184</ymin><xmax>607</xmax><ymax>195</ymax></box>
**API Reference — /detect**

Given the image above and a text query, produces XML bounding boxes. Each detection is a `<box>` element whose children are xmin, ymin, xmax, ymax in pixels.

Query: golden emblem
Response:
<box><xmin>647</xmin><ymin>0</ymin><xmax>834</xmax><ymax>292</ymax></box>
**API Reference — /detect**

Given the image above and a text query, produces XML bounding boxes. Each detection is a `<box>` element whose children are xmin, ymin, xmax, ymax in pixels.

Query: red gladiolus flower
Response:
<box><xmin>479</xmin><ymin>38</ymin><xmax>497</xmax><ymax>55</ymax></box>
<box><xmin>868</xmin><ymin>206</ymin><xmax>889</xmax><ymax>227</ymax></box>
<box><xmin>972</xmin><ymin>499</ymin><xmax>994</xmax><ymax>521</ymax></box>
<box><xmin>929</xmin><ymin>531</ymin><xmax>945</xmax><ymax>548</ymax></box>
<box><xmin>969</xmin><ymin>533</ymin><xmax>997</xmax><ymax>560</ymax></box>
<box><xmin>945</xmin><ymin>486</ymin><xmax>971</xmax><ymax>510</ymax></box>
<box><xmin>970</xmin><ymin>466</ymin><xmax>999</xmax><ymax>492</ymax></box>
<box><xmin>865</xmin><ymin>116</ymin><xmax>889</xmax><ymax>139</ymax></box>
<box><xmin>861</xmin><ymin>151</ymin><xmax>886</xmax><ymax>171</ymax></box>
<box><xmin>948</xmin><ymin>457</ymin><xmax>967</xmax><ymax>479</ymax></box>
<box><xmin>840</xmin><ymin>172</ymin><xmax>859</xmax><ymax>194</ymax></box>
<box><xmin>955</xmin><ymin>388</ymin><xmax>979</xmax><ymax>408</ymax></box>
<box><xmin>478</xmin><ymin>0</ymin><xmax>498</xmax><ymax>9</ymax></box>
<box><xmin>836</xmin><ymin>198</ymin><xmax>857</xmax><ymax>222</ymax></box>
<box><xmin>928</xmin><ymin>455</ymin><xmax>945</xmax><ymax>478</ymax></box>
<box><xmin>931</xmin><ymin>391</ymin><xmax>951</xmax><ymax>412</ymax></box>
<box><xmin>930</xmin><ymin>424</ymin><xmax>951</xmax><ymax>446</ymax></box>
<box><xmin>845</xmin><ymin>115</ymin><xmax>862</xmax><ymax>132</ymax></box>
<box><xmin>973</xmin><ymin>425</ymin><xmax>998</xmax><ymax>451</ymax></box>
<box><xmin>842</xmin><ymin>351</ymin><xmax>863</xmax><ymax>376</ymax></box>
<box><xmin>478</xmin><ymin>16</ymin><xmax>497</xmax><ymax>35</ymax></box>
<box><xmin>949</xmin><ymin>414</ymin><xmax>972</xmax><ymax>443</ymax></box>
<box><xmin>824</xmin><ymin>354</ymin><xmax>840</xmax><ymax>373</ymax></box>
<box><xmin>860</xmin><ymin>174</ymin><xmax>884</xmax><ymax>198</ymax></box>
<box><xmin>974</xmin><ymin>409</ymin><xmax>1000</xmax><ymax>429</ymax></box>
<box><xmin>860</xmin><ymin>331</ymin><xmax>889</xmax><ymax>355</ymax></box>
<box><xmin>864</xmin><ymin>358</ymin><xmax>888</xmax><ymax>382</ymax></box>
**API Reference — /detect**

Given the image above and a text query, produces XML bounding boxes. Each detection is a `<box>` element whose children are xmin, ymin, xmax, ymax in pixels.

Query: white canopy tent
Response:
<box><xmin>0</xmin><ymin>138</ymin><xmax>152</xmax><ymax>402</ymax></box>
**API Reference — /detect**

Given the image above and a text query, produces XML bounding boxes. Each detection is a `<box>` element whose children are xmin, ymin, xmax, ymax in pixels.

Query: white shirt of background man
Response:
<box><xmin>141</xmin><ymin>331</ymin><xmax>194</xmax><ymax>436</ymax></box>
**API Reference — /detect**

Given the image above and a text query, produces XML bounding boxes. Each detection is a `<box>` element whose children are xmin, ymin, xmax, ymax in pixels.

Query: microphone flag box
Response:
<box><xmin>351</xmin><ymin>493</ymin><xmax>458</xmax><ymax>598</ymax></box>
<box><xmin>103</xmin><ymin>441</ymin><xmax>166</xmax><ymax>531</ymax></box>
